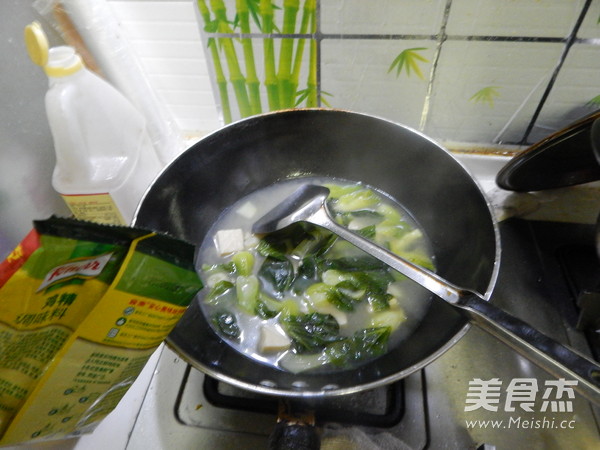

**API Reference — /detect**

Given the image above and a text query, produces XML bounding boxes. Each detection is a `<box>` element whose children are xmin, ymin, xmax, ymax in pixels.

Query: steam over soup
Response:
<box><xmin>197</xmin><ymin>178</ymin><xmax>435</xmax><ymax>373</ymax></box>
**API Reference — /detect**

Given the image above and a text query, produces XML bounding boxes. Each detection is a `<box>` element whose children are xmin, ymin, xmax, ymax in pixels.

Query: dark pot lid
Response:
<box><xmin>496</xmin><ymin>110</ymin><xmax>600</xmax><ymax>192</ymax></box>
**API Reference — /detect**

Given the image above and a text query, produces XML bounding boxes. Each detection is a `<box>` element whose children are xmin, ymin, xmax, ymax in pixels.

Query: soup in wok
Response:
<box><xmin>197</xmin><ymin>177</ymin><xmax>435</xmax><ymax>373</ymax></box>
<box><xmin>134</xmin><ymin>109</ymin><xmax>499</xmax><ymax>396</ymax></box>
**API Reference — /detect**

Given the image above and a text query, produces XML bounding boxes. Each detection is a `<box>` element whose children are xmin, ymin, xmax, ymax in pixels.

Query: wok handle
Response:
<box><xmin>459</xmin><ymin>293</ymin><xmax>600</xmax><ymax>404</ymax></box>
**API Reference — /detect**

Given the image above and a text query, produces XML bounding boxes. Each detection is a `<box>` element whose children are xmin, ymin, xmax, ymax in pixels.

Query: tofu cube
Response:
<box><xmin>214</xmin><ymin>229</ymin><xmax>245</xmax><ymax>255</ymax></box>
<box><xmin>258</xmin><ymin>325</ymin><xmax>291</xmax><ymax>353</ymax></box>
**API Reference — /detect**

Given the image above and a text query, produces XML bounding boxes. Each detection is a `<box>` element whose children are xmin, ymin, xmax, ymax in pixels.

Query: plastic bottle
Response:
<box><xmin>24</xmin><ymin>22</ymin><xmax>162</xmax><ymax>225</ymax></box>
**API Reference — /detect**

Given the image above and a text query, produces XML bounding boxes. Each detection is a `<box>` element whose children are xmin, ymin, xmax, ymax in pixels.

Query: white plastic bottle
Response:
<box><xmin>24</xmin><ymin>22</ymin><xmax>162</xmax><ymax>225</ymax></box>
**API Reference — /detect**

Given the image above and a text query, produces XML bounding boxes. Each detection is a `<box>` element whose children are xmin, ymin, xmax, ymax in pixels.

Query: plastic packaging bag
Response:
<box><xmin>0</xmin><ymin>217</ymin><xmax>203</xmax><ymax>445</ymax></box>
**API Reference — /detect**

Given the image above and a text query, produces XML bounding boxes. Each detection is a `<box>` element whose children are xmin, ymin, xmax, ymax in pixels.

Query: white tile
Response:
<box><xmin>425</xmin><ymin>40</ymin><xmax>564</xmax><ymax>143</ymax></box>
<box><xmin>148</xmin><ymin>73</ymin><xmax>213</xmax><ymax>89</ymax></box>
<box><xmin>119</xmin><ymin>21</ymin><xmax>203</xmax><ymax>40</ymax></box>
<box><xmin>157</xmin><ymin>89</ymin><xmax>217</xmax><ymax>105</ymax></box>
<box><xmin>446</xmin><ymin>0</ymin><xmax>586</xmax><ymax>37</ymax></box>
<box><xmin>109</xmin><ymin>0</ymin><xmax>195</xmax><ymax>21</ymax></box>
<box><xmin>321</xmin><ymin>39</ymin><xmax>434</xmax><ymax>130</ymax></box>
<box><xmin>528</xmin><ymin>43</ymin><xmax>600</xmax><ymax>142</ymax></box>
<box><xmin>129</xmin><ymin>40</ymin><xmax>206</xmax><ymax>59</ymax></box>
<box><xmin>168</xmin><ymin>104</ymin><xmax>222</xmax><ymax>131</ymax></box>
<box><xmin>139</xmin><ymin>57</ymin><xmax>207</xmax><ymax>75</ymax></box>
<box><xmin>321</xmin><ymin>0</ymin><xmax>447</xmax><ymax>35</ymax></box>
<box><xmin>577</xmin><ymin>2</ymin><xmax>600</xmax><ymax>39</ymax></box>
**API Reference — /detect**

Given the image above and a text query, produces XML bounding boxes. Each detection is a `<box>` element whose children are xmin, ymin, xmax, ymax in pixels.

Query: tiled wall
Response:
<box><xmin>107</xmin><ymin>0</ymin><xmax>220</xmax><ymax>133</ymax></box>
<box><xmin>108</xmin><ymin>0</ymin><xmax>600</xmax><ymax>147</ymax></box>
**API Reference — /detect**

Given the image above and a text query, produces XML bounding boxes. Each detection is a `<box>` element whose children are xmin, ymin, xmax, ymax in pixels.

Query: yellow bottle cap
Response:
<box><xmin>24</xmin><ymin>21</ymin><xmax>48</xmax><ymax>67</ymax></box>
<box><xmin>24</xmin><ymin>21</ymin><xmax>84</xmax><ymax>77</ymax></box>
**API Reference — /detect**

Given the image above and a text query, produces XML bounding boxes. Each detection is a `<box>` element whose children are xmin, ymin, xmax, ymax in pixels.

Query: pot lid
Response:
<box><xmin>496</xmin><ymin>110</ymin><xmax>600</xmax><ymax>192</ymax></box>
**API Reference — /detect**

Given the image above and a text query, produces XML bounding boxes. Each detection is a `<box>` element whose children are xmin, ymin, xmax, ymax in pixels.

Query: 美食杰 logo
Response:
<box><xmin>464</xmin><ymin>377</ymin><xmax>578</xmax><ymax>431</ymax></box>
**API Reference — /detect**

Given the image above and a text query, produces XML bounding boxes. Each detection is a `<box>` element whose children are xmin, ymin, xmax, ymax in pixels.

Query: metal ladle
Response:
<box><xmin>252</xmin><ymin>184</ymin><xmax>600</xmax><ymax>404</ymax></box>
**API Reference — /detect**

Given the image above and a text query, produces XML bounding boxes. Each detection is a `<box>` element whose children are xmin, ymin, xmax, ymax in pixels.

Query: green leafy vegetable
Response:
<box><xmin>365</xmin><ymin>291</ymin><xmax>393</xmax><ymax>312</ymax></box>
<box><xmin>370</xmin><ymin>310</ymin><xmax>406</xmax><ymax>332</ymax></box>
<box><xmin>291</xmin><ymin>256</ymin><xmax>320</xmax><ymax>294</ymax></box>
<box><xmin>333</xmin><ymin>188</ymin><xmax>380</xmax><ymax>212</ymax></box>
<box><xmin>281</xmin><ymin>312</ymin><xmax>343</xmax><ymax>353</ymax></box>
<box><xmin>236</xmin><ymin>275</ymin><xmax>259</xmax><ymax>314</ymax></box>
<box><xmin>324</xmin><ymin>327</ymin><xmax>391</xmax><ymax>367</ymax></box>
<box><xmin>321</xmin><ymin>256</ymin><xmax>388</xmax><ymax>272</ymax></box>
<box><xmin>259</xmin><ymin>256</ymin><xmax>295</xmax><ymax>294</ymax></box>
<box><xmin>357</xmin><ymin>225</ymin><xmax>376</xmax><ymax>239</ymax></box>
<box><xmin>205</xmin><ymin>280</ymin><xmax>235</xmax><ymax>304</ymax></box>
<box><xmin>326</xmin><ymin>286</ymin><xmax>360</xmax><ymax>312</ymax></box>
<box><xmin>232</xmin><ymin>251</ymin><xmax>255</xmax><ymax>276</ymax></box>
<box><xmin>347</xmin><ymin>270</ymin><xmax>395</xmax><ymax>294</ymax></box>
<box><xmin>255</xmin><ymin>293</ymin><xmax>283</xmax><ymax>319</ymax></box>
<box><xmin>256</xmin><ymin>239</ymin><xmax>288</xmax><ymax>260</ymax></box>
<box><xmin>309</xmin><ymin>232</ymin><xmax>337</xmax><ymax>258</ymax></box>
<box><xmin>212</xmin><ymin>311</ymin><xmax>240</xmax><ymax>339</ymax></box>
<box><xmin>202</xmin><ymin>261</ymin><xmax>237</xmax><ymax>275</ymax></box>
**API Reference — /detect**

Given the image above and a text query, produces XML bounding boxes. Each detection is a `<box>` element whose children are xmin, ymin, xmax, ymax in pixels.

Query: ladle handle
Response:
<box><xmin>312</xmin><ymin>207</ymin><xmax>600</xmax><ymax>404</ymax></box>
<box><xmin>459</xmin><ymin>293</ymin><xmax>600</xmax><ymax>404</ymax></box>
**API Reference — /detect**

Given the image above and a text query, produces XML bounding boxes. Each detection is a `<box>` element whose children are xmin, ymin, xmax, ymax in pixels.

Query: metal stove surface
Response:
<box><xmin>127</xmin><ymin>219</ymin><xmax>600</xmax><ymax>449</ymax></box>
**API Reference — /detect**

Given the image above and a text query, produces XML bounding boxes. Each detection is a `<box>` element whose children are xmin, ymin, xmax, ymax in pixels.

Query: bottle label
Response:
<box><xmin>61</xmin><ymin>193</ymin><xmax>127</xmax><ymax>225</ymax></box>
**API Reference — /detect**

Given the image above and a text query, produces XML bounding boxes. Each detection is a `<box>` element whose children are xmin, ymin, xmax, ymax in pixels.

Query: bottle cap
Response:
<box><xmin>24</xmin><ymin>21</ymin><xmax>83</xmax><ymax>77</ymax></box>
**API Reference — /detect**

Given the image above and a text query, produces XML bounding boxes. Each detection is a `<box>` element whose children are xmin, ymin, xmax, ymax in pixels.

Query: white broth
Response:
<box><xmin>197</xmin><ymin>177</ymin><xmax>435</xmax><ymax>373</ymax></box>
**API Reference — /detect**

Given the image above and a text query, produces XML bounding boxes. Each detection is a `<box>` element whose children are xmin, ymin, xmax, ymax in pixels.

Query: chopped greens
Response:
<box><xmin>232</xmin><ymin>251</ymin><xmax>254</xmax><ymax>276</ymax></box>
<box><xmin>205</xmin><ymin>280</ymin><xmax>235</xmax><ymax>304</ymax></box>
<box><xmin>258</xmin><ymin>256</ymin><xmax>295</xmax><ymax>294</ymax></box>
<box><xmin>212</xmin><ymin>311</ymin><xmax>240</xmax><ymax>339</ymax></box>
<box><xmin>255</xmin><ymin>295</ymin><xmax>280</xmax><ymax>319</ymax></box>
<box><xmin>324</xmin><ymin>327</ymin><xmax>391</xmax><ymax>367</ymax></box>
<box><xmin>281</xmin><ymin>312</ymin><xmax>343</xmax><ymax>353</ymax></box>
<box><xmin>235</xmin><ymin>275</ymin><xmax>259</xmax><ymax>314</ymax></box>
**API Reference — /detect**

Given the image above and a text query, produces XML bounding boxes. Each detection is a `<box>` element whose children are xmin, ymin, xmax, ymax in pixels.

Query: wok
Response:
<box><xmin>135</xmin><ymin>109</ymin><xmax>577</xmax><ymax>400</ymax></box>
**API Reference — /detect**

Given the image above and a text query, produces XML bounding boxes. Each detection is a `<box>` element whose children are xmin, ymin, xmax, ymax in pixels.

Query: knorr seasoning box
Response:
<box><xmin>0</xmin><ymin>217</ymin><xmax>203</xmax><ymax>445</ymax></box>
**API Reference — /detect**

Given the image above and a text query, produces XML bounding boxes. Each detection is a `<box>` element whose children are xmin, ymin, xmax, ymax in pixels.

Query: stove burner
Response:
<box><xmin>202</xmin><ymin>375</ymin><xmax>405</xmax><ymax>428</ymax></box>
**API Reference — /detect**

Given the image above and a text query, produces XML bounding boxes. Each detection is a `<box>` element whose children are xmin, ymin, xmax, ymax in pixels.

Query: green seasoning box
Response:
<box><xmin>0</xmin><ymin>217</ymin><xmax>202</xmax><ymax>445</ymax></box>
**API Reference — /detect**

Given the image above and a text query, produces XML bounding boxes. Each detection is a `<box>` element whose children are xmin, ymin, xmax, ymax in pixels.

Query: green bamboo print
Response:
<box><xmin>277</xmin><ymin>0</ymin><xmax>301</xmax><ymax>109</ymax></box>
<box><xmin>290</xmin><ymin>0</ymin><xmax>315</xmax><ymax>103</ymax></box>
<box><xmin>470</xmin><ymin>86</ymin><xmax>501</xmax><ymax>108</ymax></box>
<box><xmin>197</xmin><ymin>0</ymin><xmax>232</xmax><ymax>123</ymax></box>
<box><xmin>302</xmin><ymin>0</ymin><xmax>318</xmax><ymax>107</ymax></box>
<box><xmin>260</xmin><ymin>0</ymin><xmax>280</xmax><ymax>111</ymax></box>
<box><xmin>236</xmin><ymin>0</ymin><xmax>262</xmax><ymax>115</ymax></box>
<box><xmin>198</xmin><ymin>0</ymin><xmax>321</xmax><ymax>121</ymax></box>
<box><xmin>388</xmin><ymin>47</ymin><xmax>429</xmax><ymax>80</ymax></box>
<box><xmin>210</xmin><ymin>0</ymin><xmax>252</xmax><ymax>118</ymax></box>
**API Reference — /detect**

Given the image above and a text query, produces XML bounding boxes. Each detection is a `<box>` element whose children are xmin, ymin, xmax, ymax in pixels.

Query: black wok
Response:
<box><xmin>134</xmin><ymin>109</ymin><xmax>499</xmax><ymax>396</ymax></box>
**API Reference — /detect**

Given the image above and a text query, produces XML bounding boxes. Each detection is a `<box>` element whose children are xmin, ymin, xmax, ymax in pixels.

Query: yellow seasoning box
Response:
<box><xmin>0</xmin><ymin>217</ymin><xmax>203</xmax><ymax>445</ymax></box>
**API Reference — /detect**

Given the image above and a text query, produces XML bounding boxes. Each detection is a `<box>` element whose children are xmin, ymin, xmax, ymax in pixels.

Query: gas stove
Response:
<box><xmin>125</xmin><ymin>218</ymin><xmax>600</xmax><ymax>449</ymax></box>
